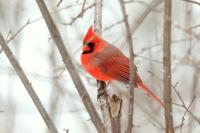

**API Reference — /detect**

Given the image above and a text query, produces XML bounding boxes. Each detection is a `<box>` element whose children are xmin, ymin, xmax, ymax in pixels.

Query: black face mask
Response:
<box><xmin>82</xmin><ymin>42</ymin><xmax>95</xmax><ymax>54</ymax></box>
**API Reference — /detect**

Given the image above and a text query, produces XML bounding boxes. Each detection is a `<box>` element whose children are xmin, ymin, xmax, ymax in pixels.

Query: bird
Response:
<box><xmin>81</xmin><ymin>26</ymin><xmax>164</xmax><ymax>107</ymax></box>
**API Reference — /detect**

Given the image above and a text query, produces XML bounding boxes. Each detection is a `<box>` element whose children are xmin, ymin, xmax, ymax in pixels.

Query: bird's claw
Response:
<box><xmin>97</xmin><ymin>88</ymin><xmax>107</xmax><ymax>100</ymax></box>
<box><xmin>97</xmin><ymin>80</ymin><xmax>107</xmax><ymax>100</ymax></box>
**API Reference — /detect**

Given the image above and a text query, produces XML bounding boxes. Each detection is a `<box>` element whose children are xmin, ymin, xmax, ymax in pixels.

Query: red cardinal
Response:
<box><xmin>81</xmin><ymin>26</ymin><xmax>164</xmax><ymax>107</ymax></box>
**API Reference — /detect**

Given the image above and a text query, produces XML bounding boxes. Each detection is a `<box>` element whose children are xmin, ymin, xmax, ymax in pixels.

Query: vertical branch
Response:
<box><xmin>97</xmin><ymin>81</ymin><xmax>112</xmax><ymax>133</ymax></box>
<box><xmin>34</xmin><ymin>0</ymin><xmax>106</xmax><ymax>133</ymax></box>
<box><xmin>94</xmin><ymin>0</ymin><xmax>102</xmax><ymax>35</ymax></box>
<box><xmin>163</xmin><ymin>0</ymin><xmax>174</xmax><ymax>132</ymax></box>
<box><xmin>0</xmin><ymin>34</ymin><xmax>58</xmax><ymax>133</ymax></box>
<box><xmin>94</xmin><ymin>1</ymin><xmax>112</xmax><ymax>133</ymax></box>
<box><xmin>119</xmin><ymin>0</ymin><xmax>135</xmax><ymax>133</ymax></box>
<box><xmin>109</xmin><ymin>95</ymin><xmax>122</xmax><ymax>133</ymax></box>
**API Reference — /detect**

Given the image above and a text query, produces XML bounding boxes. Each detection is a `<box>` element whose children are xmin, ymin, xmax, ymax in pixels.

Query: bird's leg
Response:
<box><xmin>97</xmin><ymin>80</ymin><xmax>107</xmax><ymax>99</ymax></box>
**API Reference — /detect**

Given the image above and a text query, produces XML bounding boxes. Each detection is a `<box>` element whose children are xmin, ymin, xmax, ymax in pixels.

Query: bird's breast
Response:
<box><xmin>81</xmin><ymin>54</ymin><xmax>111</xmax><ymax>81</ymax></box>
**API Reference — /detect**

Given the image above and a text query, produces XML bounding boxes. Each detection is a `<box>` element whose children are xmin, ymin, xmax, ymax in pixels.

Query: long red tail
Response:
<box><xmin>137</xmin><ymin>83</ymin><xmax>164</xmax><ymax>107</ymax></box>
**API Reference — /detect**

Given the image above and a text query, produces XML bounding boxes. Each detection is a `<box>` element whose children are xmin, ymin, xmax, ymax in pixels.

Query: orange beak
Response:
<box><xmin>82</xmin><ymin>44</ymin><xmax>90</xmax><ymax>51</ymax></box>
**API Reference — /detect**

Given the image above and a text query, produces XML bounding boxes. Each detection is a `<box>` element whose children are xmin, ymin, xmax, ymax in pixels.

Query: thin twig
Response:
<box><xmin>119</xmin><ymin>0</ymin><xmax>135</xmax><ymax>133</ymax></box>
<box><xmin>180</xmin><ymin>96</ymin><xmax>196</xmax><ymax>133</ymax></box>
<box><xmin>187</xmin><ymin>69</ymin><xmax>199</xmax><ymax>132</ymax></box>
<box><xmin>7</xmin><ymin>20</ymin><xmax>30</xmax><ymax>43</ymax></box>
<box><xmin>5</xmin><ymin>30</ymin><xmax>12</xmax><ymax>40</ymax></box>
<box><xmin>0</xmin><ymin>34</ymin><xmax>58</xmax><ymax>133</ymax></box>
<box><xmin>56</xmin><ymin>0</ymin><xmax>63</xmax><ymax>7</ymax></box>
<box><xmin>146</xmin><ymin>116</ymin><xmax>165</xmax><ymax>130</ymax></box>
<box><xmin>29</xmin><ymin>3</ymin><xmax>85</xmax><ymax>25</ymax></box>
<box><xmin>181</xmin><ymin>0</ymin><xmax>200</xmax><ymax>6</ymax></box>
<box><xmin>137</xmin><ymin>55</ymin><xmax>162</xmax><ymax>64</ymax></box>
<box><xmin>34</xmin><ymin>0</ymin><xmax>105</xmax><ymax>133</ymax></box>
<box><xmin>103</xmin><ymin>19</ymin><xmax>124</xmax><ymax>31</ymax></box>
<box><xmin>80</xmin><ymin>0</ymin><xmax>87</xmax><ymax>17</ymax></box>
<box><xmin>62</xmin><ymin>4</ymin><xmax>94</xmax><ymax>25</ymax></box>
<box><xmin>0</xmin><ymin>20</ymin><xmax>30</xmax><ymax>53</ymax></box>
<box><xmin>173</xmin><ymin>86</ymin><xmax>200</xmax><ymax>125</ymax></box>
<box><xmin>187</xmin><ymin>24</ymin><xmax>200</xmax><ymax>30</ymax></box>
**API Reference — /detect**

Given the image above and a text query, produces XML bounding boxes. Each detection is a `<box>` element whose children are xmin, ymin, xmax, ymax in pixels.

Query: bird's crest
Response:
<box><xmin>83</xmin><ymin>26</ymin><xmax>99</xmax><ymax>45</ymax></box>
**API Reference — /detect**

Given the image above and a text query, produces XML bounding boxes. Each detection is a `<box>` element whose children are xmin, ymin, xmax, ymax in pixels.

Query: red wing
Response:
<box><xmin>97</xmin><ymin>55</ymin><xmax>164</xmax><ymax>107</ymax></box>
<box><xmin>98</xmin><ymin>56</ymin><xmax>141</xmax><ymax>84</ymax></box>
<box><xmin>91</xmin><ymin>43</ymin><xmax>141</xmax><ymax>84</ymax></box>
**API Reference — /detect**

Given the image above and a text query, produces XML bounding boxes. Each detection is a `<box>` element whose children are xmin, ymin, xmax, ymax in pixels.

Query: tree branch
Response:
<box><xmin>34</xmin><ymin>0</ymin><xmax>105</xmax><ymax>132</ymax></box>
<box><xmin>119</xmin><ymin>0</ymin><xmax>135</xmax><ymax>133</ymax></box>
<box><xmin>0</xmin><ymin>20</ymin><xmax>31</xmax><ymax>53</ymax></box>
<box><xmin>109</xmin><ymin>95</ymin><xmax>122</xmax><ymax>133</ymax></box>
<box><xmin>56</xmin><ymin>0</ymin><xmax>63</xmax><ymax>7</ymax></box>
<box><xmin>163</xmin><ymin>0</ymin><xmax>175</xmax><ymax>132</ymax></box>
<box><xmin>80</xmin><ymin>0</ymin><xmax>87</xmax><ymax>17</ymax></box>
<box><xmin>62</xmin><ymin>3</ymin><xmax>94</xmax><ymax>25</ymax></box>
<box><xmin>181</xmin><ymin>0</ymin><xmax>200</xmax><ymax>6</ymax></box>
<box><xmin>180</xmin><ymin>96</ymin><xmax>196</xmax><ymax>133</ymax></box>
<box><xmin>94</xmin><ymin>0</ymin><xmax>102</xmax><ymax>35</ymax></box>
<box><xmin>94</xmin><ymin>0</ymin><xmax>112</xmax><ymax>133</ymax></box>
<box><xmin>173</xmin><ymin>85</ymin><xmax>200</xmax><ymax>125</ymax></box>
<box><xmin>0</xmin><ymin>34</ymin><xmax>58</xmax><ymax>133</ymax></box>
